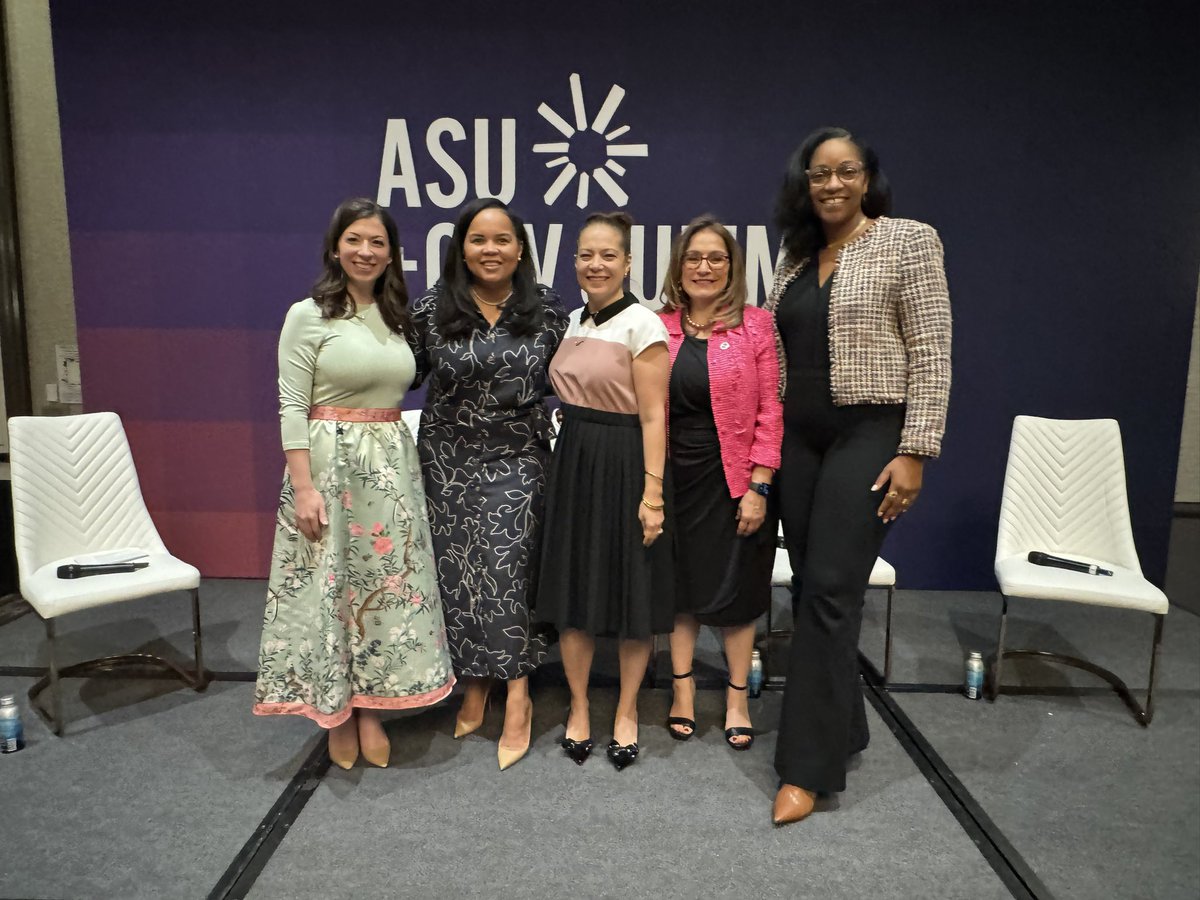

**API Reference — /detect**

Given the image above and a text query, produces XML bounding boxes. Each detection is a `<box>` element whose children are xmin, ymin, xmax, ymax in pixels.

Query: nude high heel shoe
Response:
<box><xmin>454</xmin><ymin>681</ymin><xmax>492</xmax><ymax>739</ymax></box>
<box><xmin>497</xmin><ymin>697</ymin><xmax>533</xmax><ymax>771</ymax></box>
<box><xmin>357</xmin><ymin>710</ymin><xmax>391</xmax><ymax>768</ymax></box>
<box><xmin>327</xmin><ymin>716</ymin><xmax>359</xmax><ymax>770</ymax></box>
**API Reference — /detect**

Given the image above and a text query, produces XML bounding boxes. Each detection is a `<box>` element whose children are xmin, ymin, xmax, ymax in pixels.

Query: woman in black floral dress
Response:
<box><xmin>410</xmin><ymin>198</ymin><xmax>566</xmax><ymax>771</ymax></box>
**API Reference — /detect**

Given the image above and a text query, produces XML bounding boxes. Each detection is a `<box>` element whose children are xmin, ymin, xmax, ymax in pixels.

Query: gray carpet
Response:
<box><xmin>0</xmin><ymin>676</ymin><xmax>316</xmax><ymax>900</ymax></box>
<box><xmin>247</xmin><ymin>687</ymin><xmax>1012</xmax><ymax>900</ymax></box>
<box><xmin>884</xmin><ymin>602</ymin><xmax>1200</xmax><ymax>900</ymax></box>
<box><xmin>1</xmin><ymin>577</ymin><xmax>1197</xmax><ymax>899</ymax></box>
<box><xmin>893</xmin><ymin>686</ymin><xmax>1200</xmax><ymax>900</ymax></box>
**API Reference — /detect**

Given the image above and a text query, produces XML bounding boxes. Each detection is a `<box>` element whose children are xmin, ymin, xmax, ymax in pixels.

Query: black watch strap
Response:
<box><xmin>749</xmin><ymin>481</ymin><xmax>771</xmax><ymax>497</ymax></box>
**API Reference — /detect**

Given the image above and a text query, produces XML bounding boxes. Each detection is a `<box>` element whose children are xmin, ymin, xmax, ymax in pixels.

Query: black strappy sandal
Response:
<box><xmin>725</xmin><ymin>681</ymin><xmax>754</xmax><ymax>751</ymax></box>
<box><xmin>667</xmin><ymin>671</ymin><xmax>696</xmax><ymax>741</ymax></box>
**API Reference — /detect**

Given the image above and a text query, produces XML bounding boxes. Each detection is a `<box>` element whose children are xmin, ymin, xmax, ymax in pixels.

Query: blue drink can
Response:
<box><xmin>965</xmin><ymin>652</ymin><xmax>985</xmax><ymax>700</ymax></box>
<box><xmin>748</xmin><ymin>650</ymin><xmax>764</xmax><ymax>698</ymax></box>
<box><xmin>0</xmin><ymin>694</ymin><xmax>24</xmax><ymax>753</ymax></box>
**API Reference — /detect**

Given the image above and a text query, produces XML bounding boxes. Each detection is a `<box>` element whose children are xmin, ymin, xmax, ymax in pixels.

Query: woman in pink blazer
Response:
<box><xmin>659</xmin><ymin>216</ymin><xmax>783</xmax><ymax>751</ymax></box>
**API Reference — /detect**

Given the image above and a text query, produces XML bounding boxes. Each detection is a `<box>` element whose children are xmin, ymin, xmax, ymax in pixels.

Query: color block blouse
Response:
<box><xmin>549</xmin><ymin>294</ymin><xmax>668</xmax><ymax>415</ymax></box>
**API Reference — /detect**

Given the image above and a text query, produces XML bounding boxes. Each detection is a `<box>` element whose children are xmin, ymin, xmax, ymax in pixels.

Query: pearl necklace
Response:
<box><xmin>471</xmin><ymin>288</ymin><xmax>512</xmax><ymax>308</ymax></box>
<box><xmin>684</xmin><ymin>309</ymin><xmax>714</xmax><ymax>333</ymax></box>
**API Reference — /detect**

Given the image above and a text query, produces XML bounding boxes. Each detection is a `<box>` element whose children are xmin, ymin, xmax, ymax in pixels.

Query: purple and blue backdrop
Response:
<box><xmin>51</xmin><ymin>1</ymin><xmax>1200</xmax><ymax>583</ymax></box>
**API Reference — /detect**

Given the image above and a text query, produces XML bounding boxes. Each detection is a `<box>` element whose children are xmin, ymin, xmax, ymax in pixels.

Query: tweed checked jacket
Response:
<box><xmin>764</xmin><ymin>216</ymin><xmax>952</xmax><ymax>459</ymax></box>
<box><xmin>660</xmin><ymin>305</ymin><xmax>783</xmax><ymax>498</ymax></box>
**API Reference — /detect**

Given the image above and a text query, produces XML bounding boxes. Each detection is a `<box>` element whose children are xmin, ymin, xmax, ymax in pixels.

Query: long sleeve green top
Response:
<box><xmin>277</xmin><ymin>298</ymin><xmax>416</xmax><ymax>450</ymax></box>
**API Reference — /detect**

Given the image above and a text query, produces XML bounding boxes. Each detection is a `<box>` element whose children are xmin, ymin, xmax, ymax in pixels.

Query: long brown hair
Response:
<box><xmin>311</xmin><ymin>198</ymin><xmax>411</xmax><ymax>337</ymax></box>
<box><xmin>659</xmin><ymin>215</ymin><xmax>747</xmax><ymax>329</ymax></box>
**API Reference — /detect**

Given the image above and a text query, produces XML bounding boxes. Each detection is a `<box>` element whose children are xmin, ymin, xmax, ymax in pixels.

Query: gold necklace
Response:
<box><xmin>683</xmin><ymin>310</ymin><xmax>714</xmax><ymax>332</ymax></box>
<box><xmin>825</xmin><ymin>216</ymin><xmax>871</xmax><ymax>252</ymax></box>
<box><xmin>471</xmin><ymin>287</ymin><xmax>513</xmax><ymax>308</ymax></box>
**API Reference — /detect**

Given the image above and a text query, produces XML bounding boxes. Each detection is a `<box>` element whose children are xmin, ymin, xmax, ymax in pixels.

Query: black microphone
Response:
<box><xmin>56</xmin><ymin>562</ymin><xmax>149</xmax><ymax>579</ymax></box>
<box><xmin>1027</xmin><ymin>551</ymin><xmax>1112</xmax><ymax>577</ymax></box>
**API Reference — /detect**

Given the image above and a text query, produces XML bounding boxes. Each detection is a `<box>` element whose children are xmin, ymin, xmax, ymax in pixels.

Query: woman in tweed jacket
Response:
<box><xmin>766</xmin><ymin>127</ymin><xmax>951</xmax><ymax>825</ymax></box>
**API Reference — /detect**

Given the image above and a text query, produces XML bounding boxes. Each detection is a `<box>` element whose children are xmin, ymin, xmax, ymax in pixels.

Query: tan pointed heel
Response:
<box><xmin>327</xmin><ymin>717</ymin><xmax>359</xmax><ymax>770</ymax></box>
<box><xmin>454</xmin><ymin>680</ymin><xmax>492</xmax><ymax>739</ymax></box>
<box><xmin>454</xmin><ymin>714</ymin><xmax>484</xmax><ymax>740</ymax></box>
<box><xmin>772</xmin><ymin>784</ymin><xmax>816</xmax><ymax>826</ymax></box>
<box><xmin>358</xmin><ymin>711</ymin><xmax>391</xmax><ymax>768</ymax></box>
<box><xmin>497</xmin><ymin>697</ymin><xmax>533</xmax><ymax>771</ymax></box>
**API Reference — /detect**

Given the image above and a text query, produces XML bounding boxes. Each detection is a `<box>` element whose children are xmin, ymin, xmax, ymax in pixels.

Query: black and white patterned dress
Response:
<box><xmin>410</xmin><ymin>284</ymin><xmax>567</xmax><ymax>679</ymax></box>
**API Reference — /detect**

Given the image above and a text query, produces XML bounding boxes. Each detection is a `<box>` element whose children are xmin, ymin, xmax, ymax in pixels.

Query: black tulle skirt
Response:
<box><xmin>535</xmin><ymin>404</ymin><xmax>674</xmax><ymax>639</ymax></box>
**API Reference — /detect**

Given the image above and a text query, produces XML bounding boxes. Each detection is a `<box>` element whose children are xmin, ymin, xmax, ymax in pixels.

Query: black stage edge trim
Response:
<box><xmin>208</xmin><ymin>734</ymin><xmax>331</xmax><ymax>900</ymax></box>
<box><xmin>0</xmin><ymin>594</ymin><xmax>32</xmax><ymax>626</ymax></box>
<box><xmin>0</xmin><ymin>664</ymin><xmax>256</xmax><ymax>682</ymax></box>
<box><xmin>0</xmin><ymin>665</ymin><xmax>44</xmax><ymax>677</ymax></box>
<box><xmin>1173</xmin><ymin>501</ymin><xmax>1200</xmax><ymax>519</ymax></box>
<box><xmin>859</xmin><ymin>653</ymin><xmax>1054</xmax><ymax>900</ymax></box>
<box><xmin>876</xmin><ymin>682</ymin><xmax>1161</xmax><ymax>696</ymax></box>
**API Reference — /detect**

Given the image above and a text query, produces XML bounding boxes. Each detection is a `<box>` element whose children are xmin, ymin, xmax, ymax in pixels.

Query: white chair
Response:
<box><xmin>8</xmin><ymin>413</ymin><xmax>208</xmax><ymax>735</ymax></box>
<box><xmin>769</xmin><ymin>528</ymin><xmax>898</xmax><ymax>683</ymax></box>
<box><xmin>992</xmin><ymin>415</ymin><xmax>1168</xmax><ymax>725</ymax></box>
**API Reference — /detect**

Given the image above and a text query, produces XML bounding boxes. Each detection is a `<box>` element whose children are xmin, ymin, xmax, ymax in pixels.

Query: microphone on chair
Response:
<box><xmin>1027</xmin><ymin>551</ymin><xmax>1112</xmax><ymax>577</ymax></box>
<box><xmin>56</xmin><ymin>562</ymin><xmax>149</xmax><ymax>579</ymax></box>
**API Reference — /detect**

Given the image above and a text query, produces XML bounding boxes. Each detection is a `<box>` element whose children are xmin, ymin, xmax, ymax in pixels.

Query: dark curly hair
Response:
<box><xmin>774</xmin><ymin>126</ymin><xmax>893</xmax><ymax>262</ymax></box>
<box><xmin>311</xmin><ymin>198</ymin><xmax>411</xmax><ymax>337</ymax></box>
<box><xmin>436</xmin><ymin>198</ymin><xmax>544</xmax><ymax>341</ymax></box>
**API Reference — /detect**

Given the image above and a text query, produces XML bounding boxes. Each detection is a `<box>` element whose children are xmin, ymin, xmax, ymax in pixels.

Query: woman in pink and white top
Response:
<box><xmin>537</xmin><ymin>212</ymin><xmax>672</xmax><ymax>771</ymax></box>
<box><xmin>658</xmin><ymin>216</ymin><xmax>782</xmax><ymax>752</ymax></box>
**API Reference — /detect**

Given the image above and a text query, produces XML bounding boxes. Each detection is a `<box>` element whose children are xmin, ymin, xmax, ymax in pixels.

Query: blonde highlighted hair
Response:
<box><xmin>659</xmin><ymin>215</ymin><xmax>747</xmax><ymax>329</ymax></box>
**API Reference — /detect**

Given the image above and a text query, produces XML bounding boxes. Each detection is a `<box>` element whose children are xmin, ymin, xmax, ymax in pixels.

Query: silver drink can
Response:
<box><xmin>748</xmin><ymin>649</ymin><xmax>764</xmax><ymax>698</ymax></box>
<box><xmin>965</xmin><ymin>651</ymin><xmax>985</xmax><ymax>700</ymax></box>
<box><xmin>0</xmin><ymin>694</ymin><xmax>24</xmax><ymax>753</ymax></box>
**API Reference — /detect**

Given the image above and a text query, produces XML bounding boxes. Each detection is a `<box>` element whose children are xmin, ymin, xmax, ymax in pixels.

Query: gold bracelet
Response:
<box><xmin>640</xmin><ymin>497</ymin><xmax>664</xmax><ymax>511</ymax></box>
<box><xmin>644</xmin><ymin>470</ymin><xmax>663</xmax><ymax>481</ymax></box>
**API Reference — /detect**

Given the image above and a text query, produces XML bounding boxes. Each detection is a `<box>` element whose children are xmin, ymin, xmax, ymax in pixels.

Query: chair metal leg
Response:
<box><xmin>1142</xmin><ymin>613</ymin><xmax>1165</xmax><ymax>726</ymax></box>
<box><xmin>28</xmin><ymin>587</ymin><xmax>211</xmax><ymax>736</ymax></box>
<box><xmin>645</xmin><ymin>634</ymin><xmax>660</xmax><ymax>688</ymax></box>
<box><xmin>882</xmin><ymin>585</ymin><xmax>895</xmax><ymax>685</ymax></box>
<box><xmin>987</xmin><ymin>594</ymin><xmax>1009</xmax><ymax>701</ymax></box>
<box><xmin>988</xmin><ymin>596</ymin><xmax>1164</xmax><ymax>727</ymax></box>
<box><xmin>191</xmin><ymin>587</ymin><xmax>209</xmax><ymax>690</ymax></box>
<box><xmin>34</xmin><ymin>617</ymin><xmax>65</xmax><ymax>736</ymax></box>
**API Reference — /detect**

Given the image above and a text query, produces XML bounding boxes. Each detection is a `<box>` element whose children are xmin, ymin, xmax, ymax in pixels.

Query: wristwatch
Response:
<box><xmin>748</xmin><ymin>481</ymin><xmax>771</xmax><ymax>497</ymax></box>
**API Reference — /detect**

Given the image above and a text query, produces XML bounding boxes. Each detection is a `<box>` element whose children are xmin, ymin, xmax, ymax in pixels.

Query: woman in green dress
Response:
<box><xmin>253</xmin><ymin>198</ymin><xmax>455</xmax><ymax>769</ymax></box>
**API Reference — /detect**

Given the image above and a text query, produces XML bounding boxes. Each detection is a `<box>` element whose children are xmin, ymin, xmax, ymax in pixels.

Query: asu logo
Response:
<box><xmin>532</xmin><ymin>74</ymin><xmax>648</xmax><ymax>208</ymax></box>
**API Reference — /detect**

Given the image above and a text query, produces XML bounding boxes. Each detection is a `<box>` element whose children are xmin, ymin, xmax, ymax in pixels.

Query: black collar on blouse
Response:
<box><xmin>580</xmin><ymin>292</ymin><xmax>637</xmax><ymax>326</ymax></box>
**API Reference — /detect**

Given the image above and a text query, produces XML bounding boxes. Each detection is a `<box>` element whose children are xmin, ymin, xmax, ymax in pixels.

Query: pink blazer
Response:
<box><xmin>661</xmin><ymin>306</ymin><xmax>783</xmax><ymax>498</ymax></box>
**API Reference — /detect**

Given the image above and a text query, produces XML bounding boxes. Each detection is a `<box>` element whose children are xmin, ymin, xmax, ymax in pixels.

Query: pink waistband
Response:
<box><xmin>309</xmin><ymin>406</ymin><xmax>403</xmax><ymax>423</ymax></box>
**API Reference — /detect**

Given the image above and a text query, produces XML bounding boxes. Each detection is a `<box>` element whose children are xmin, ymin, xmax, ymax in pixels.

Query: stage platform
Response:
<box><xmin>0</xmin><ymin>578</ymin><xmax>1196</xmax><ymax>900</ymax></box>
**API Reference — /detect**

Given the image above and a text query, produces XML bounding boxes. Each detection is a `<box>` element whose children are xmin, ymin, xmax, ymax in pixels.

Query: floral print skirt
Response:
<box><xmin>253</xmin><ymin>416</ymin><xmax>455</xmax><ymax>727</ymax></box>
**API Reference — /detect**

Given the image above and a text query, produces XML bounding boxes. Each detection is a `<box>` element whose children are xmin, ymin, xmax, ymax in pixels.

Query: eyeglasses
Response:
<box><xmin>682</xmin><ymin>251</ymin><xmax>730</xmax><ymax>268</ymax></box>
<box><xmin>805</xmin><ymin>163</ymin><xmax>866</xmax><ymax>186</ymax></box>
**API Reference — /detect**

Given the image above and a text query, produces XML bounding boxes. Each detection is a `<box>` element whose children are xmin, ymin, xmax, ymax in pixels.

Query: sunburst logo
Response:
<box><xmin>532</xmin><ymin>73</ymin><xmax>648</xmax><ymax>208</ymax></box>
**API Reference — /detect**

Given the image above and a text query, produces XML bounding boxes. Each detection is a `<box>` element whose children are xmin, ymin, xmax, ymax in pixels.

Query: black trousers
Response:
<box><xmin>774</xmin><ymin>370</ymin><xmax>903</xmax><ymax>793</ymax></box>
